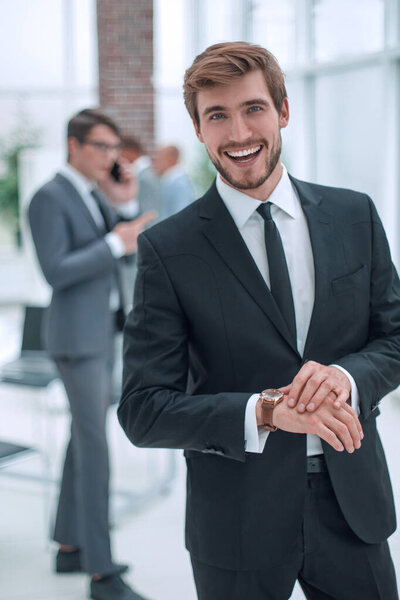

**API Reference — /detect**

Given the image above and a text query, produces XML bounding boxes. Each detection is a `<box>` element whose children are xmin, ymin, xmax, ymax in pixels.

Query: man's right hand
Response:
<box><xmin>257</xmin><ymin>393</ymin><xmax>363</xmax><ymax>453</ymax></box>
<box><xmin>113</xmin><ymin>211</ymin><xmax>157</xmax><ymax>254</ymax></box>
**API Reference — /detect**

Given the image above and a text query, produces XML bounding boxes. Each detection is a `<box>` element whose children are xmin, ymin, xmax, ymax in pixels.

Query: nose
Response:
<box><xmin>229</xmin><ymin>114</ymin><xmax>252</xmax><ymax>143</ymax></box>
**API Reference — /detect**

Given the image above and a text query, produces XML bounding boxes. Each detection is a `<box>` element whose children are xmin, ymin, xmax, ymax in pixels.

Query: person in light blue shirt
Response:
<box><xmin>153</xmin><ymin>145</ymin><xmax>195</xmax><ymax>220</ymax></box>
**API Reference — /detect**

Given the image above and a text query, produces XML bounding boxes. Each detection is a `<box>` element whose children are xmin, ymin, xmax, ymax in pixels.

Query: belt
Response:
<box><xmin>307</xmin><ymin>454</ymin><xmax>328</xmax><ymax>473</ymax></box>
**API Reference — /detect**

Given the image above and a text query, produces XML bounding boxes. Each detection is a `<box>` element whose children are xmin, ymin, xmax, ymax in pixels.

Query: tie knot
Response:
<box><xmin>256</xmin><ymin>201</ymin><xmax>273</xmax><ymax>222</ymax></box>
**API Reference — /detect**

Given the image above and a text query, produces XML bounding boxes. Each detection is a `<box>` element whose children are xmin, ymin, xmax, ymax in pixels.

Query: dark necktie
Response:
<box><xmin>256</xmin><ymin>202</ymin><xmax>297</xmax><ymax>341</ymax></box>
<box><xmin>90</xmin><ymin>189</ymin><xmax>112</xmax><ymax>232</ymax></box>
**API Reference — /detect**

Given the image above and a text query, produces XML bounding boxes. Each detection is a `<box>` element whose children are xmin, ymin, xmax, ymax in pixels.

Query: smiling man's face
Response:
<box><xmin>194</xmin><ymin>69</ymin><xmax>289</xmax><ymax>200</ymax></box>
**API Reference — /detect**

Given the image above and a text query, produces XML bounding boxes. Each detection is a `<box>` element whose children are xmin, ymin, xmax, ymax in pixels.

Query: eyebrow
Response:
<box><xmin>202</xmin><ymin>98</ymin><xmax>269</xmax><ymax>118</ymax></box>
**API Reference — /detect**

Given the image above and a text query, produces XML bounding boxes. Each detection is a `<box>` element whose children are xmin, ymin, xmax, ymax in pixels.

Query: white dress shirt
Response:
<box><xmin>216</xmin><ymin>166</ymin><xmax>359</xmax><ymax>456</ymax></box>
<box><xmin>59</xmin><ymin>164</ymin><xmax>126</xmax><ymax>258</ymax></box>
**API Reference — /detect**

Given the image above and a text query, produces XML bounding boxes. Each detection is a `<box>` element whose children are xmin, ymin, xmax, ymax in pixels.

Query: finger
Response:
<box><xmin>340</xmin><ymin>403</ymin><xmax>364</xmax><ymax>439</ymax></box>
<box><xmin>295</xmin><ymin>372</ymin><xmax>328</xmax><ymax>413</ymax></box>
<box><xmin>279</xmin><ymin>385</ymin><xmax>291</xmax><ymax>395</ymax></box>
<box><xmin>315</xmin><ymin>423</ymin><xmax>344</xmax><ymax>452</ymax></box>
<box><xmin>332</xmin><ymin>387</ymin><xmax>350</xmax><ymax>409</ymax></box>
<box><xmin>335</xmin><ymin>410</ymin><xmax>362</xmax><ymax>450</ymax></box>
<box><xmin>322</xmin><ymin>415</ymin><xmax>356</xmax><ymax>453</ymax></box>
<box><xmin>325</xmin><ymin>404</ymin><xmax>363</xmax><ymax>452</ymax></box>
<box><xmin>135</xmin><ymin>211</ymin><xmax>157</xmax><ymax>227</ymax></box>
<box><xmin>120</xmin><ymin>163</ymin><xmax>133</xmax><ymax>179</ymax></box>
<box><xmin>304</xmin><ymin>380</ymin><xmax>334</xmax><ymax>412</ymax></box>
<box><xmin>287</xmin><ymin>362</ymin><xmax>316</xmax><ymax>408</ymax></box>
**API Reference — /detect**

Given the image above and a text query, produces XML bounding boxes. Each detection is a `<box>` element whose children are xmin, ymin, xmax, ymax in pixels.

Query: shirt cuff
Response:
<box><xmin>105</xmin><ymin>232</ymin><xmax>126</xmax><ymax>258</ymax></box>
<box><xmin>331</xmin><ymin>364</ymin><xmax>360</xmax><ymax>415</ymax></box>
<box><xmin>244</xmin><ymin>393</ymin><xmax>269</xmax><ymax>453</ymax></box>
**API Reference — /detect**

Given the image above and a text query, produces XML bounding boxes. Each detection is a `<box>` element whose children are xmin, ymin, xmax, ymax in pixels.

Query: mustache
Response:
<box><xmin>219</xmin><ymin>139</ymin><xmax>268</xmax><ymax>154</ymax></box>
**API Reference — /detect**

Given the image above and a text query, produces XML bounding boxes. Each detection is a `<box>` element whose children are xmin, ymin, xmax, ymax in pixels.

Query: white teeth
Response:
<box><xmin>227</xmin><ymin>145</ymin><xmax>261</xmax><ymax>158</ymax></box>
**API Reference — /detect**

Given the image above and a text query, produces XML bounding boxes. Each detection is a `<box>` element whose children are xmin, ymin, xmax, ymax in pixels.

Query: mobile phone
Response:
<box><xmin>110</xmin><ymin>162</ymin><xmax>121</xmax><ymax>182</ymax></box>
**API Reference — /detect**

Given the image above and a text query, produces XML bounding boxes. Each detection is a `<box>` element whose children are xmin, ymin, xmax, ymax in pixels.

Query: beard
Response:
<box><xmin>207</xmin><ymin>135</ymin><xmax>282</xmax><ymax>191</ymax></box>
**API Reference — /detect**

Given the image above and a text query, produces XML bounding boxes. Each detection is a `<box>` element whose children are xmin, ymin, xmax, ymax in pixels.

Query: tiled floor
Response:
<box><xmin>0</xmin><ymin>305</ymin><xmax>399</xmax><ymax>600</ymax></box>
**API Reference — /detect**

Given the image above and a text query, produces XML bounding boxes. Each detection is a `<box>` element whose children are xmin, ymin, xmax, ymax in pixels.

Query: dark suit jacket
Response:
<box><xmin>118</xmin><ymin>176</ymin><xmax>400</xmax><ymax>570</ymax></box>
<box><xmin>29</xmin><ymin>173</ymin><xmax>121</xmax><ymax>357</ymax></box>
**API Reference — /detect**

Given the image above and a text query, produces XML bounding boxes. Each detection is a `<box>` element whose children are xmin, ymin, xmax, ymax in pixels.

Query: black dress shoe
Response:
<box><xmin>90</xmin><ymin>574</ymin><xmax>149</xmax><ymax>600</ymax></box>
<box><xmin>56</xmin><ymin>549</ymin><xmax>129</xmax><ymax>575</ymax></box>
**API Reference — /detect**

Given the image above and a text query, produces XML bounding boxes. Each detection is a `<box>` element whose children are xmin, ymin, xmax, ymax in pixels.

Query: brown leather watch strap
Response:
<box><xmin>261</xmin><ymin>400</ymin><xmax>276</xmax><ymax>431</ymax></box>
<box><xmin>259</xmin><ymin>389</ymin><xmax>284</xmax><ymax>431</ymax></box>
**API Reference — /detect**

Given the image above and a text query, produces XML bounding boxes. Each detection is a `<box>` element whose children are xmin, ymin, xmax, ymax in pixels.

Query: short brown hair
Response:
<box><xmin>183</xmin><ymin>41</ymin><xmax>287</xmax><ymax>127</ymax></box>
<box><xmin>67</xmin><ymin>108</ymin><xmax>120</xmax><ymax>142</ymax></box>
<box><xmin>121</xmin><ymin>135</ymin><xmax>144</xmax><ymax>154</ymax></box>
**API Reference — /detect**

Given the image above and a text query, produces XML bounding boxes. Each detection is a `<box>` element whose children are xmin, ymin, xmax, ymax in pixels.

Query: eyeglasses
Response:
<box><xmin>82</xmin><ymin>140</ymin><xmax>122</xmax><ymax>153</ymax></box>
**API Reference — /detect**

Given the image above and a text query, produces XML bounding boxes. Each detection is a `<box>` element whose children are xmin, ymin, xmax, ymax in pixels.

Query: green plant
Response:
<box><xmin>0</xmin><ymin>120</ymin><xmax>41</xmax><ymax>243</ymax></box>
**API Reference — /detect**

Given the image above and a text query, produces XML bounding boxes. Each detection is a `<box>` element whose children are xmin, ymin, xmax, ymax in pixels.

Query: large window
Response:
<box><xmin>247</xmin><ymin>0</ymin><xmax>400</xmax><ymax>261</ymax></box>
<box><xmin>0</xmin><ymin>0</ymin><xmax>98</xmax><ymax>250</ymax></box>
<box><xmin>250</xmin><ymin>0</ymin><xmax>296</xmax><ymax>68</ymax></box>
<box><xmin>157</xmin><ymin>0</ymin><xmax>400</xmax><ymax>260</ymax></box>
<box><xmin>313</xmin><ymin>0</ymin><xmax>385</xmax><ymax>61</ymax></box>
<box><xmin>314</xmin><ymin>65</ymin><xmax>386</xmax><ymax>203</ymax></box>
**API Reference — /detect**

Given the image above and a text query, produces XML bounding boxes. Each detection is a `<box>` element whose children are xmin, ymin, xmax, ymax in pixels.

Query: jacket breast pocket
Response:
<box><xmin>328</xmin><ymin>265</ymin><xmax>369</xmax><ymax>342</ymax></box>
<box><xmin>331</xmin><ymin>264</ymin><xmax>367</xmax><ymax>295</ymax></box>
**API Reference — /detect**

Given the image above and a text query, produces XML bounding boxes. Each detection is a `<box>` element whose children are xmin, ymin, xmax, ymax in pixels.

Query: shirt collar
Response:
<box><xmin>59</xmin><ymin>163</ymin><xmax>95</xmax><ymax>198</ymax></box>
<box><xmin>216</xmin><ymin>165</ymin><xmax>298</xmax><ymax>230</ymax></box>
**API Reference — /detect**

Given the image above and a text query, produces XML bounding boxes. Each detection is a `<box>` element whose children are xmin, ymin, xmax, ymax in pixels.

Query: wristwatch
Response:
<box><xmin>259</xmin><ymin>389</ymin><xmax>284</xmax><ymax>431</ymax></box>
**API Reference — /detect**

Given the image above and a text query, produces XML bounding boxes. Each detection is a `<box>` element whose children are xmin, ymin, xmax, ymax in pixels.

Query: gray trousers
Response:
<box><xmin>53</xmin><ymin>336</ymin><xmax>118</xmax><ymax>576</ymax></box>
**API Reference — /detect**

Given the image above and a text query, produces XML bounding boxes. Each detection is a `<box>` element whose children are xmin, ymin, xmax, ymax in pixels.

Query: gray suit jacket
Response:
<box><xmin>137</xmin><ymin>165</ymin><xmax>160</xmax><ymax>218</ymax></box>
<box><xmin>29</xmin><ymin>173</ymin><xmax>120</xmax><ymax>357</ymax></box>
<box><xmin>160</xmin><ymin>171</ymin><xmax>194</xmax><ymax>220</ymax></box>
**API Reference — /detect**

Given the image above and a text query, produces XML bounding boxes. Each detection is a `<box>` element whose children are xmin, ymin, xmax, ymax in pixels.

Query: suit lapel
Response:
<box><xmin>199</xmin><ymin>183</ymin><xmax>298</xmax><ymax>352</ymax></box>
<box><xmin>289</xmin><ymin>176</ymin><xmax>345</xmax><ymax>357</ymax></box>
<box><xmin>55</xmin><ymin>173</ymin><xmax>106</xmax><ymax>236</ymax></box>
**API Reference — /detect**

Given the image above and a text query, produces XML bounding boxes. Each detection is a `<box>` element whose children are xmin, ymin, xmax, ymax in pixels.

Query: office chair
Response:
<box><xmin>0</xmin><ymin>305</ymin><xmax>62</xmax><ymax>481</ymax></box>
<box><xmin>0</xmin><ymin>305</ymin><xmax>58</xmax><ymax>388</ymax></box>
<box><xmin>0</xmin><ymin>439</ymin><xmax>37</xmax><ymax>469</ymax></box>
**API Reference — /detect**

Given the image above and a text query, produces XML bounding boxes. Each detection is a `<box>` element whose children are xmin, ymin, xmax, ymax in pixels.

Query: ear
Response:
<box><xmin>193</xmin><ymin>120</ymin><xmax>204</xmax><ymax>143</ymax></box>
<box><xmin>279</xmin><ymin>98</ymin><xmax>289</xmax><ymax>129</ymax></box>
<box><xmin>67</xmin><ymin>136</ymin><xmax>80</xmax><ymax>157</ymax></box>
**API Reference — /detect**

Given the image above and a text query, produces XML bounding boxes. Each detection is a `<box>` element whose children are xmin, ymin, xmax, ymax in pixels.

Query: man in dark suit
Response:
<box><xmin>118</xmin><ymin>42</ymin><xmax>400</xmax><ymax>599</ymax></box>
<box><xmin>29</xmin><ymin>109</ymin><xmax>154</xmax><ymax>600</ymax></box>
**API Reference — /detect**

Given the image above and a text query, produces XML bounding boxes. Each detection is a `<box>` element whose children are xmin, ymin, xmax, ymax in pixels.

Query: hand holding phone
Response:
<box><xmin>110</xmin><ymin>162</ymin><xmax>121</xmax><ymax>182</ymax></box>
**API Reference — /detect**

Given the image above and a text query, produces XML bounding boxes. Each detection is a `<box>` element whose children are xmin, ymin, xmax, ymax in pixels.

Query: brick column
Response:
<box><xmin>96</xmin><ymin>0</ymin><xmax>154</xmax><ymax>149</ymax></box>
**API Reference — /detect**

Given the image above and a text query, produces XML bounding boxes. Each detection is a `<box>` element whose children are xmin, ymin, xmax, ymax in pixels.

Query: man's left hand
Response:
<box><xmin>281</xmin><ymin>361</ymin><xmax>351</xmax><ymax>413</ymax></box>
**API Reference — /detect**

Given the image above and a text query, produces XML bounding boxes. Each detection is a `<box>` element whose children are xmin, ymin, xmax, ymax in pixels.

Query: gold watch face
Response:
<box><xmin>261</xmin><ymin>389</ymin><xmax>283</xmax><ymax>404</ymax></box>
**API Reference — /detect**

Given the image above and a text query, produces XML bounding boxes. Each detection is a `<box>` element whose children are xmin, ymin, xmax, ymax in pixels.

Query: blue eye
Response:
<box><xmin>248</xmin><ymin>106</ymin><xmax>262</xmax><ymax>113</ymax></box>
<box><xmin>210</xmin><ymin>113</ymin><xmax>225</xmax><ymax>120</ymax></box>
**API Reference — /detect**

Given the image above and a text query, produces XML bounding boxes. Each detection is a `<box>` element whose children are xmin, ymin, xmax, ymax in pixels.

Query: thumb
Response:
<box><xmin>279</xmin><ymin>385</ymin><xmax>291</xmax><ymax>395</ymax></box>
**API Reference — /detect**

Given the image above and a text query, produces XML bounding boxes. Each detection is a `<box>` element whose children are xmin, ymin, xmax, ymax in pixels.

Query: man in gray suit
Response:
<box><xmin>29</xmin><ymin>109</ymin><xmax>155</xmax><ymax>600</ymax></box>
<box><xmin>153</xmin><ymin>145</ymin><xmax>194</xmax><ymax>220</ymax></box>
